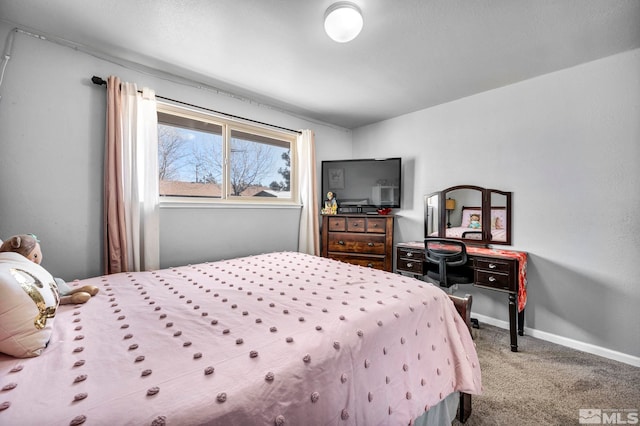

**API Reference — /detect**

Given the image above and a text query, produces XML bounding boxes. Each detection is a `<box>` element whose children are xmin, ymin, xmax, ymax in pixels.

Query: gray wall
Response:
<box><xmin>0</xmin><ymin>21</ymin><xmax>352</xmax><ymax>280</ymax></box>
<box><xmin>352</xmin><ymin>49</ymin><xmax>640</xmax><ymax>361</ymax></box>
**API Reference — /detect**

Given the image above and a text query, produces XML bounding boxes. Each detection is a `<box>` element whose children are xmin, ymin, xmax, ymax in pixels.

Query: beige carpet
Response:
<box><xmin>452</xmin><ymin>324</ymin><xmax>640</xmax><ymax>426</ymax></box>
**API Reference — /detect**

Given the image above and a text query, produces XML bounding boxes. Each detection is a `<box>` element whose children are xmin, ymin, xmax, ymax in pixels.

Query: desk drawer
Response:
<box><xmin>327</xmin><ymin>233</ymin><xmax>386</xmax><ymax>254</ymax></box>
<box><xmin>474</xmin><ymin>257</ymin><xmax>512</xmax><ymax>273</ymax></box>
<box><xmin>396</xmin><ymin>257</ymin><xmax>425</xmax><ymax>274</ymax></box>
<box><xmin>397</xmin><ymin>247</ymin><xmax>425</xmax><ymax>261</ymax></box>
<box><xmin>475</xmin><ymin>270</ymin><xmax>510</xmax><ymax>291</ymax></box>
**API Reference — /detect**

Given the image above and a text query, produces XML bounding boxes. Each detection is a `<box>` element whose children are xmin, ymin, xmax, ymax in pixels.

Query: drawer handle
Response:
<box><xmin>488</xmin><ymin>276</ymin><xmax>496</xmax><ymax>282</ymax></box>
<box><xmin>367</xmin><ymin>242</ymin><xmax>374</xmax><ymax>247</ymax></box>
<box><xmin>407</xmin><ymin>262</ymin><xmax>413</xmax><ymax>268</ymax></box>
<box><xmin>367</xmin><ymin>263</ymin><xmax>373</xmax><ymax>268</ymax></box>
<box><xmin>372</xmin><ymin>223</ymin><xmax>378</xmax><ymax>227</ymax></box>
<box><xmin>407</xmin><ymin>252</ymin><xmax>413</xmax><ymax>257</ymax></box>
<box><xmin>353</xmin><ymin>223</ymin><xmax>360</xmax><ymax>227</ymax></box>
<box><xmin>489</xmin><ymin>263</ymin><xmax>497</xmax><ymax>269</ymax></box>
<box><xmin>338</xmin><ymin>240</ymin><xmax>345</xmax><ymax>245</ymax></box>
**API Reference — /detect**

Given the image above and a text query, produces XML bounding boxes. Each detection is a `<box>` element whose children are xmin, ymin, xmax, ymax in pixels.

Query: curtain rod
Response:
<box><xmin>90</xmin><ymin>76</ymin><xmax>301</xmax><ymax>135</ymax></box>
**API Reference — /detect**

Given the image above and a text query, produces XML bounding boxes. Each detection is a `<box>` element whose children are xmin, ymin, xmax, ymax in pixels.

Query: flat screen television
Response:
<box><xmin>321</xmin><ymin>158</ymin><xmax>402</xmax><ymax>211</ymax></box>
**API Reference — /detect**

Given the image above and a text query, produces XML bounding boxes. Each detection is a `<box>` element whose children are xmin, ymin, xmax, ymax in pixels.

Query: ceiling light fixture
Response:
<box><xmin>324</xmin><ymin>2</ymin><xmax>363</xmax><ymax>43</ymax></box>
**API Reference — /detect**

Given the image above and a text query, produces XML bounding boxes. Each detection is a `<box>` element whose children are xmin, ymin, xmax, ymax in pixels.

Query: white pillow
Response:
<box><xmin>0</xmin><ymin>252</ymin><xmax>60</xmax><ymax>358</ymax></box>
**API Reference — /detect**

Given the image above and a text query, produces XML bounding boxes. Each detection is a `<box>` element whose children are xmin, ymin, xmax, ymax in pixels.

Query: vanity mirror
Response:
<box><xmin>424</xmin><ymin>185</ymin><xmax>512</xmax><ymax>246</ymax></box>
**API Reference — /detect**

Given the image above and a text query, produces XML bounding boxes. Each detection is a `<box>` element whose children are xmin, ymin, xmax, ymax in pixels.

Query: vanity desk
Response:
<box><xmin>396</xmin><ymin>241</ymin><xmax>527</xmax><ymax>351</ymax></box>
<box><xmin>396</xmin><ymin>241</ymin><xmax>527</xmax><ymax>352</ymax></box>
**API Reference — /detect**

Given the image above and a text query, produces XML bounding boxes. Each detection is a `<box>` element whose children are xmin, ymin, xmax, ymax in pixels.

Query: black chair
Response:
<box><xmin>424</xmin><ymin>238</ymin><xmax>479</xmax><ymax>329</ymax></box>
<box><xmin>424</xmin><ymin>238</ymin><xmax>473</xmax><ymax>289</ymax></box>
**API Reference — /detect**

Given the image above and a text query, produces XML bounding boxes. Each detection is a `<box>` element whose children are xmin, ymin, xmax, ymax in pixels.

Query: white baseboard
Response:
<box><xmin>471</xmin><ymin>313</ymin><xmax>640</xmax><ymax>368</ymax></box>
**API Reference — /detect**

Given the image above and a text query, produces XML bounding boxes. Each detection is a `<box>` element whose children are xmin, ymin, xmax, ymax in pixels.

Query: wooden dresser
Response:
<box><xmin>321</xmin><ymin>214</ymin><xmax>394</xmax><ymax>272</ymax></box>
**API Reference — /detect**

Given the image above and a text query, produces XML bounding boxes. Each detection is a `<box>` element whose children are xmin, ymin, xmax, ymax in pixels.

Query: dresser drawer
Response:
<box><xmin>366</xmin><ymin>218</ymin><xmax>387</xmax><ymax>233</ymax></box>
<box><xmin>327</xmin><ymin>233</ymin><xmax>386</xmax><ymax>254</ymax></box>
<box><xmin>327</xmin><ymin>216</ymin><xmax>347</xmax><ymax>231</ymax></box>
<box><xmin>329</xmin><ymin>253</ymin><xmax>385</xmax><ymax>270</ymax></box>
<box><xmin>346</xmin><ymin>217</ymin><xmax>366</xmax><ymax>232</ymax></box>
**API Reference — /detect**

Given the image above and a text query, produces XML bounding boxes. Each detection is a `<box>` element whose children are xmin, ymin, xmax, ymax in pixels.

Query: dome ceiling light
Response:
<box><xmin>324</xmin><ymin>2</ymin><xmax>363</xmax><ymax>43</ymax></box>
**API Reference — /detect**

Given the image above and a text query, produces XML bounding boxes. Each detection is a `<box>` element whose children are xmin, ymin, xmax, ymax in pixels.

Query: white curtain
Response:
<box><xmin>120</xmin><ymin>83</ymin><xmax>160</xmax><ymax>271</ymax></box>
<box><xmin>297</xmin><ymin>129</ymin><xmax>319</xmax><ymax>255</ymax></box>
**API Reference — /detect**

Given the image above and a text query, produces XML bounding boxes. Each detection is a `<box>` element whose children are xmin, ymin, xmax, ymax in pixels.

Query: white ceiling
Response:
<box><xmin>1</xmin><ymin>0</ymin><xmax>639</xmax><ymax>129</ymax></box>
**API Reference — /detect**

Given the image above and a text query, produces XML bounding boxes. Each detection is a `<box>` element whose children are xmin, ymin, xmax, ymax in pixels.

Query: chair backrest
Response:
<box><xmin>424</xmin><ymin>238</ymin><xmax>469</xmax><ymax>287</ymax></box>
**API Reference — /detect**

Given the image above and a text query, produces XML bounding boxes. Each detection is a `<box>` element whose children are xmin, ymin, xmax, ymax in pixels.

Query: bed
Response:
<box><xmin>442</xmin><ymin>206</ymin><xmax>507</xmax><ymax>242</ymax></box>
<box><xmin>0</xmin><ymin>251</ymin><xmax>481</xmax><ymax>425</ymax></box>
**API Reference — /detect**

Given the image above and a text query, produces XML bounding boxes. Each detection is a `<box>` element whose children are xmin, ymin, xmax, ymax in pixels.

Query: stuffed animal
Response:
<box><xmin>469</xmin><ymin>214</ymin><xmax>481</xmax><ymax>229</ymax></box>
<box><xmin>0</xmin><ymin>234</ymin><xmax>99</xmax><ymax>304</ymax></box>
<box><xmin>0</xmin><ymin>235</ymin><xmax>60</xmax><ymax>357</ymax></box>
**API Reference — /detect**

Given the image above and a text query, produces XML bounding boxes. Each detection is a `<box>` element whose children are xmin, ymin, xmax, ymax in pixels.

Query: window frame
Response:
<box><xmin>156</xmin><ymin>101</ymin><xmax>299</xmax><ymax>207</ymax></box>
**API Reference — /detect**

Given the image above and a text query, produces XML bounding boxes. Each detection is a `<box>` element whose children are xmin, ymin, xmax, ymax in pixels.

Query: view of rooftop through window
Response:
<box><xmin>157</xmin><ymin>115</ymin><xmax>292</xmax><ymax>200</ymax></box>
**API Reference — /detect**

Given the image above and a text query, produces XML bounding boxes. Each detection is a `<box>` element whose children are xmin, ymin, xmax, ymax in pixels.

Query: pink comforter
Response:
<box><xmin>0</xmin><ymin>252</ymin><xmax>481</xmax><ymax>425</ymax></box>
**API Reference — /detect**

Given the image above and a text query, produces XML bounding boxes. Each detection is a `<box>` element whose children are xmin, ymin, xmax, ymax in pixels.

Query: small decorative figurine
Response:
<box><xmin>322</xmin><ymin>191</ymin><xmax>338</xmax><ymax>215</ymax></box>
<box><xmin>468</xmin><ymin>214</ymin><xmax>481</xmax><ymax>229</ymax></box>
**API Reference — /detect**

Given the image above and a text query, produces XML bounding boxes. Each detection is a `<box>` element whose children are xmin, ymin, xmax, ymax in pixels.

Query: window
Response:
<box><xmin>156</xmin><ymin>102</ymin><xmax>298</xmax><ymax>204</ymax></box>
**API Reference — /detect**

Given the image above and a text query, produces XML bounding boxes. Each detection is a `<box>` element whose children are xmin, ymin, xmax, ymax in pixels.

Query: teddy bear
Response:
<box><xmin>468</xmin><ymin>214</ymin><xmax>481</xmax><ymax>229</ymax></box>
<box><xmin>0</xmin><ymin>234</ymin><xmax>99</xmax><ymax>304</ymax></box>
